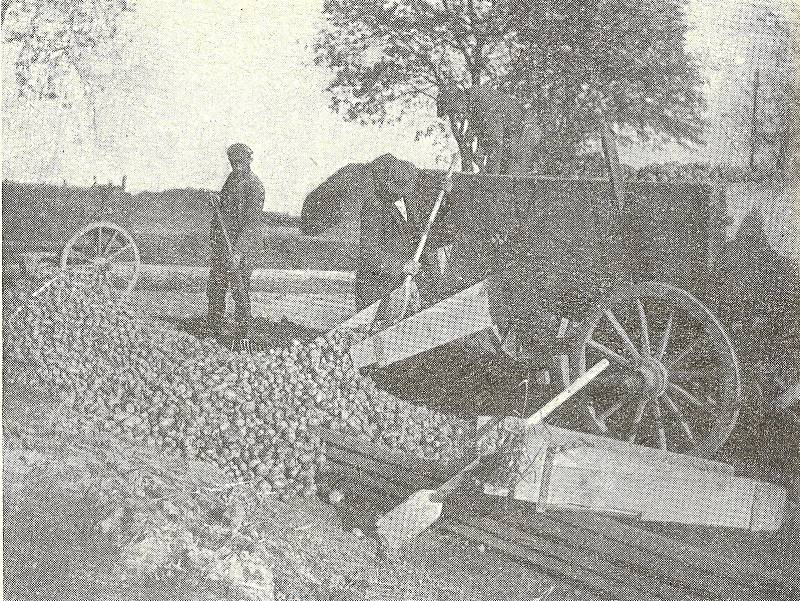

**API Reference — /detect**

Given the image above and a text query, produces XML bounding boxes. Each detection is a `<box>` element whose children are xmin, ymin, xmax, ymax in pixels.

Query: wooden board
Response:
<box><xmin>316</xmin><ymin>427</ymin><xmax>789</xmax><ymax>600</ymax></box>
<box><xmin>481</xmin><ymin>429</ymin><xmax>786</xmax><ymax>531</ymax></box>
<box><xmin>349</xmin><ymin>280</ymin><xmax>495</xmax><ymax>369</ymax></box>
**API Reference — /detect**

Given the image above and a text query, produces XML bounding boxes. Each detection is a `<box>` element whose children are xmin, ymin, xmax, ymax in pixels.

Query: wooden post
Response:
<box><xmin>749</xmin><ymin>68</ymin><xmax>760</xmax><ymax>170</ymax></box>
<box><xmin>600</xmin><ymin>116</ymin><xmax>624</xmax><ymax>210</ymax></box>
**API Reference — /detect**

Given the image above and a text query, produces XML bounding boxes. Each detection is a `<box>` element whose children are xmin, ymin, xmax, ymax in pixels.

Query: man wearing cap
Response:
<box><xmin>207</xmin><ymin>143</ymin><xmax>265</xmax><ymax>344</ymax></box>
<box><xmin>356</xmin><ymin>153</ymin><xmax>452</xmax><ymax>314</ymax></box>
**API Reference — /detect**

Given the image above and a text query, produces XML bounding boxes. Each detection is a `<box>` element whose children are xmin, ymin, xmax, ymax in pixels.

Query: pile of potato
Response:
<box><xmin>5</xmin><ymin>276</ymin><xmax>467</xmax><ymax>497</ymax></box>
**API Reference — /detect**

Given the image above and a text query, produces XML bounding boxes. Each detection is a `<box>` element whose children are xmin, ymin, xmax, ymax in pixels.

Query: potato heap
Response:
<box><xmin>5</xmin><ymin>276</ymin><xmax>466</xmax><ymax>497</ymax></box>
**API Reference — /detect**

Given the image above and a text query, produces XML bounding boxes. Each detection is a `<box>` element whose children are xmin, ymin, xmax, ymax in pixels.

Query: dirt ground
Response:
<box><xmin>3</xmin><ymin>284</ymin><xmax>799</xmax><ymax>601</ymax></box>
<box><xmin>3</xmin><ymin>359</ymin><xmax>595</xmax><ymax>601</ymax></box>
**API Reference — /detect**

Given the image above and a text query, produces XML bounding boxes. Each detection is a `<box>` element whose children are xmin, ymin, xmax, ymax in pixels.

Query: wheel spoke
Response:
<box><xmin>102</xmin><ymin>229</ymin><xmax>120</xmax><ymax>257</ymax></box>
<box><xmin>65</xmin><ymin>247</ymin><xmax>93</xmax><ymax>264</ymax></box>
<box><xmin>652</xmin><ymin>397</ymin><xmax>668</xmax><ymax>451</ymax></box>
<box><xmin>667</xmin><ymin>382</ymin><xmax>717</xmax><ymax>413</ymax></box>
<box><xmin>627</xmin><ymin>394</ymin><xmax>651</xmax><ymax>443</ymax></box>
<box><xmin>663</xmin><ymin>394</ymin><xmax>698</xmax><ymax>448</ymax></box>
<box><xmin>603</xmin><ymin>308</ymin><xmax>642</xmax><ymax>362</ymax></box>
<box><xmin>587</xmin><ymin>339</ymin><xmax>630</xmax><ymax>366</ymax></box>
<box><xmin>669</xmin><ymin>369</ymin><xmax>716</xmax><ymax>383</ymax></box>
<box><xmin>657</xmin><ymin>310</ymin><xmax>674</xmax><ymax>361</ymax></box>
<box><xmin>598</xmin><ymin>401</ymin><xmax>625</xmax><ymax>422</ymax></box>
<box><xmin>635</xmin><ymin>298</ymin><xmax>651</xmax><ymax>356</ymax></box>
<box><xmin>107</xmin><ymin>242</ymin><xmax>133</xmax><ymax>261</ymax></box>
<box><xmin>665</xmin><ymin>338</ymin><xmax>700</xmax><ymax>370</ymax></box>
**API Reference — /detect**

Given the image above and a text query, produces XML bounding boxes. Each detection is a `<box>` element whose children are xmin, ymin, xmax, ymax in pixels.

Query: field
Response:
<box><xmin>1</xmin><ymin>180</ymin><xmax>360</xmax><ymax>270</ymax></box>
<box><xmin>3</xmin><ymin>174</ymin><xmax>799</xmax><ymax>600</ymax></box>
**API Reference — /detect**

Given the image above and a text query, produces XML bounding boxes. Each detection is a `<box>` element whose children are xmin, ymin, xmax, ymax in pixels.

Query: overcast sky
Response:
<box><xmin>1</xmin><ymin>0</ymin><xmax>784</xmax><ymax>213</ymax></box>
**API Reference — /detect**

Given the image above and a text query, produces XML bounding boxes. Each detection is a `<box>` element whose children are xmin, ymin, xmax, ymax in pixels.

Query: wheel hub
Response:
<box><xmin>636</xmin><ymin>356</ymin><xmax>669</xmax><ymax>397</ymax></box>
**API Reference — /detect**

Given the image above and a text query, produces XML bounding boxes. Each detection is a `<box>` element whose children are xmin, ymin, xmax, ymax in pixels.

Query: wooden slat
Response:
<box><xmin>349</xmin><ymin>280</ymin><xmax>494</xmax><ymax>369</ymax></box>
<box><xmin>487</xmin><ymin>438</ymin><xmax>786</xmax><ymax>531</ymax></box>
<box><xmin>470</xmin><ymin>514</ymin><xmax>701</xmax><ymax>601</ymax></box>
<box><xmin>317</xmin><ymin>427</ymin><xmax>456</xmax><ymax>483</ymax></box>
<box><xmin>325</xmin><ymin>445</ymin><xmax>440</xmax><ymax>492</ymax></box>
<box><xmin>439</xmin><ymin>520</ymin><xmax>665</xmax><ymax>601</ymax></box>
<box><xmin>544</xmin><ymin>510</ymin><xmax>785</xmax><ymax>590</ymax></box>
<box><xmin>494</xmin><ymin>505</ymin><xmax>759</xmax><ymax>600</ymax></box>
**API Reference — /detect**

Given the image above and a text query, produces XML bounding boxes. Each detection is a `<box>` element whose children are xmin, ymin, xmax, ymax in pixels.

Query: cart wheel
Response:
<box><xmin>571</xmin><ymin>282</ymin><xmax>742</xmax><ymax>458</ymax></box>
<box><xmin>60</xmin><ymin>221</ymin><xmax>141</xmax><ymax>297</ymax></box>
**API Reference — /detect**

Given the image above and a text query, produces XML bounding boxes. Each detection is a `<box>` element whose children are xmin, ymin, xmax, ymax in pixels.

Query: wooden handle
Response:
<box><xmin>209</xmin><ymin>193</ymin><xmax>245</xmax><ymax>292</ymax></box>
<box><xmin>523</xmin><ymin>358</ymin><xmax>610</xmax><ymax>430</ymax></box>
<box><xmin>399</xmin><ymin>153</ymin><xmax>458</xmax><ymax>318</ymax></box>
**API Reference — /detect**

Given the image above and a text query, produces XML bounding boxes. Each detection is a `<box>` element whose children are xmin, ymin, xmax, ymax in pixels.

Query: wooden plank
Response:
<box><xmin>317</xmin><ymin>427</ymin><xmax>456</xmax><ymax>483</ymax></box>
<box><xmin>493</xmin><ymin>505</ymin><xmax>759</xmax><ymax>600</ymax></box>
<box><xmin>545</xmin><ymin>509</ymin><xmax>785</xmax><ymax>590</ymax></box>
<box><xmin>483</xmin><ymin>436</ymin><xmax>785</xmax><ymax>530</ymax></box>
<box><xmin>439</xmin><ymin>520</ymin><xmax>664</xmax><ymax>601</ymax></box>
<box><xmin>472</xmin><ymin>515</ymin><xmax>702</xmax><ymax>601</ymax></box>
<box><xmin>349</xmin><ymin>280</ymin><xmax>494</xmax><ymax>369</ymax></box>
<box><xmin>321</xmin><ymin>426</ymin><xmax>782</xmax><ymax>599</ymax></box>
<box><xmin>325</xmin><ymin>445</ymin><xmax>440</xmax><ymax>492</ymax></box>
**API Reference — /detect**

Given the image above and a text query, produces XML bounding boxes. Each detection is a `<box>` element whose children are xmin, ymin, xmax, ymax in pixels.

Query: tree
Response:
<box><xmin>512</xmin><ymin>0</ymin><xmax>706</xmax><ymax>170</ymax></box>
<box><xmin>751</xmin><ymin>5</ymin><xmax>799</xmax><ymax>175</ymax></box>
<box><xmin>313</xmin><ymin>0</ymin><xmax>706</xmax><ymax>173</ymax></box>
<box><xmin>2</xmin><ymin>0</ymin><xmax>134</xmax><ymax>106</ymax></box>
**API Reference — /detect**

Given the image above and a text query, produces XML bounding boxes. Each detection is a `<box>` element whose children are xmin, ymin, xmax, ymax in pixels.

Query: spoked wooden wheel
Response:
<box><xmin>60</xmin><ymin>221</ymin><xmax>141</xmax><ymax>297</ymax></box>
<box><xmin>572</xmin><ymin>282</ymin><xmax>742</xmax><ymax>458</ymax></box>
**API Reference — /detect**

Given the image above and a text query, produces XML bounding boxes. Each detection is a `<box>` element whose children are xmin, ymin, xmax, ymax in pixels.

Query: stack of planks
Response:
<box><xmin>316</xmin><ymin>426</ymin><xmax>795</xmax><ymax>601</ymax></box>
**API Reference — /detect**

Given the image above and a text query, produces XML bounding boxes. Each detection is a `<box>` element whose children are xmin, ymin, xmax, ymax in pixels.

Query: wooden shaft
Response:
<box><xmin>398</xmin><ymin>153</ymin><xmax>459</xmax><ymax>318</ymax></box>
<box><xmin>209</xmin><ymin>194</ymin><xmax>246</xmax><ymax>296</ymax></box>
<box><xmin>522</xmin><ymin>358</ymin><xmax>609</xmax><ymax>429</ymax></box>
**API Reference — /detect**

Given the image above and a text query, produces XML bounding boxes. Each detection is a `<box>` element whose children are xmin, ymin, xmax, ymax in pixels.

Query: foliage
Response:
<box><xmin>512</xmin><ymin>0</ymin><xmax>705</xmax><ymax>169</ymax></box>
<box><xmin>748</xmin><ymin>5</ymin><xmax>799</xmax><ymax>174</ymax></box>
<box><xmin>313</xmin><ymin>0</ymin><xmax>706</xmax><ymax>170</ymax></box>
<box><xmin>2</xmin><ymin>0</ymin><xmax>134</xmax><ymax>105</ymax></box>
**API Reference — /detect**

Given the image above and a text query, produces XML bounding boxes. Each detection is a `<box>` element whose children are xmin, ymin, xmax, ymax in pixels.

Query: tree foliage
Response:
<box><xmin>750</xmin><ymin>4</ymin><xmax>799</xmax><ymax>174</ymax></box>
<box><xmin>313</xmin><ymin>0</ymin><xmax>706</xmax><ymax>172</ymax></box>
<box><xmin>2</xmin><ymin>0</ymin><xmax>134</xmax><ymax>105</ymax></box>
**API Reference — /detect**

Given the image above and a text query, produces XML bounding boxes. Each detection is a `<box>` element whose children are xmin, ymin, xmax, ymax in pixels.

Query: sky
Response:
<box><xmin>1</xmin><ymin>0</ymin><xmax>791</xmax><ymax>214</ymax></box>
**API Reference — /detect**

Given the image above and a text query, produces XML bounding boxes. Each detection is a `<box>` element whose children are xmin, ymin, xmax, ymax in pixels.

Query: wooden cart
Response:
<box><xmin>344</xmin><ymin>171</ymin><xmax>738</xmax><ymax>459</ymax></box>
<box><xmin>3</xmin><ymin>181</ymin><xmax>141</xmax><ymax>296</ymax></box>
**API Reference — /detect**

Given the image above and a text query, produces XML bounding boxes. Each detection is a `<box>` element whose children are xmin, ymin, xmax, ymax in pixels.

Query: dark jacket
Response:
<box><xmin>356</xmin><ymin>189</ymin><xmax>444</xmax><ymax>311</ymax></box>
<box><xmin>212</xmin><ymin>169</ymin><xmax>265</xmax><ymax>258</ymax></box>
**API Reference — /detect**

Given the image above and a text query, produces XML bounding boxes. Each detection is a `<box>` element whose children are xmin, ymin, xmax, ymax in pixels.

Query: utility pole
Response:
<box><xmin>749</xmin><ymin>69</ymin><xmax>760</xmax><ymax>169</ymax></box>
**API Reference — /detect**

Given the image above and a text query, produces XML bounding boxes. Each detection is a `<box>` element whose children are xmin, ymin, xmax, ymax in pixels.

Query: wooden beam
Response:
<box><xmin>349</xmin><ymin>280</ymin><xmax>494</xmax><ymax>369</ymax></box>
<box><xmin>542</xmin><ymin>509</ymin><xmax>786</xmax><ymax>592</ymax></box>
<box><xmin>493</xmin><ymin>504</ymin><xmax>763</xmax><ymax>600</ymax></box>
<box><xmin>483</xmin><ymin>435</ymin><xmax>786</xmax><ymax>531</ymax></box>
<box><xmin>439</xmin><ymin>520</ymin><xmax>642</xmax><ymax>601</ymax></box>
<box><xmin>316</xmin><ymin>427</ymin><xmax>788</xmax><ymax>598</ymax></box>
<box><xmin>317</xmin><ymin>427</ymin><xmax>455</xmax><ymax>483</ymax></box>
<box><xmin>462</xmin><ymin>514</ymin><xmax>702</xmax><ymax>601</ymax></box>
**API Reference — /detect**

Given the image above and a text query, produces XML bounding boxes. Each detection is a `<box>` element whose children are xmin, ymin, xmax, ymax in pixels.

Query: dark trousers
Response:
<box><xmin>207</xmin><ymin>252</ymin><xmax>253</xmax><ymax>338</ymax></box>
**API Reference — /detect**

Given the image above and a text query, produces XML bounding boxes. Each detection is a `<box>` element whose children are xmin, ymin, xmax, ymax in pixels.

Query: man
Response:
<box><xmin>355</xmin><ymin>153</ymin><xmax>451</xmax><ymax>314</ymax></box>
<box><xmin>207</xmin><ymin>143</ymin><xmax>265</xmax><ymax>345</ymax></box>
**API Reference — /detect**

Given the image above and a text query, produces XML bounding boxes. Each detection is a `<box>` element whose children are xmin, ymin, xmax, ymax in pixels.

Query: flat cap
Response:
<box><xmin>227</xmin><ymin>143</ymin><xmax>253</xmax><ymax>159</ymax></box>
